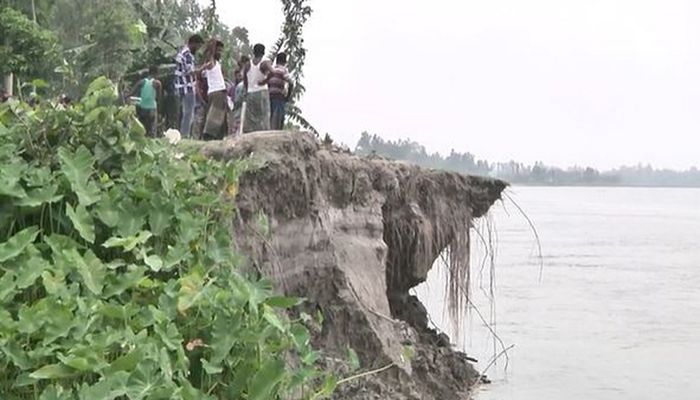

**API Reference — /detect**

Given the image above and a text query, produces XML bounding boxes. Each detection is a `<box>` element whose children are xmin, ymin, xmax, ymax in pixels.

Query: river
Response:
<box><xmin>415</xmin><ymin>186</ymin><xmax>700</xmax><ymax>400</ymax></box>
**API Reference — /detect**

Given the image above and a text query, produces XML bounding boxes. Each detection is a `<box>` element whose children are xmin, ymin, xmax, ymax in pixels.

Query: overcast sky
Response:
<box><xmin>215</xmin><ymin>0</ymin><xmax>700</xmax><ymax>170</ymax></box>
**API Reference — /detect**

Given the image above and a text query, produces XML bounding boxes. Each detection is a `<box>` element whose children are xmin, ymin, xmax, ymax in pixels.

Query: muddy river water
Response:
<box><xmin>416</xmin><ymin>186</ymin><xmax>700</xmax><ymax>400</ymax></box>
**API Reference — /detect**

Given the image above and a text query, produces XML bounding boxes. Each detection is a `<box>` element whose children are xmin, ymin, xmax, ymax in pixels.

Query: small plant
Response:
<box><xmin>0</xmin><ymin>77</ymin><xmax>325</xmax><ymax>399</ymax></box>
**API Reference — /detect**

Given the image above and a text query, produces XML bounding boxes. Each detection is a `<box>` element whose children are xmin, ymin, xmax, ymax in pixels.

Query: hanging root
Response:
<box><xmin>503</xmin><ymin>190</ymin><xmax>544</xmax><ymax>281</ymax></box>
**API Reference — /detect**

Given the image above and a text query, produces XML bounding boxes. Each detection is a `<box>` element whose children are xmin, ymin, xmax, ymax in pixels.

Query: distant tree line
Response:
<box><xmin>355</xmin><ymin>132</ymin><xmax>700</xmax><ymax>187</ymax></box>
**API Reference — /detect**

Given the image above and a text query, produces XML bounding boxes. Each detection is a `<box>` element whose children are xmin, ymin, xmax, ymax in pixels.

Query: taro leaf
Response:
<box><xmin>39</xmin><ymin>385</ymin><xmax>74</xmax><ymax>400</ymax></box>
<box><xmin>1</xmin><ymin>340</ymin><xmax>32</xmax><ymax>370</ymax></box>
<box><xmin>116</xmin><ymin>200</ymin><xmax>148</xmax><ymax>237</ymax></box>
<box><xmin>30</xmin><ymin>363</ymin><xmax>77</xmax><ymax>380</ymax></box>
<box><xmin>125</xmin><ymin>363</ymin><xmax>160</xmax><ymax>400</ymax></box>
<box><xmin>144</xmin><ymin>255</ymin><xmax>163</xmax><ymax>272</ymax></box>
<box><xmin>154</xmin><ymin>323</ymin><xmax>181</xmax><ymax>351</ymax></box>
<box><xmin>66</xmin><ymin>203</ymin><xmax>95</xmax><ymax>243</ymax></box>
<box><xmin>42</xmin><ymin>303</ymin><xmax>74</xmax><ymax>345</ymax></box>
<box><xmin>148</xmin><ymin>197</ymin><xmax>171</xmax><ymax>236</ymax></box>
<box><xmin>290</xmin><ymin>323</ymin><xmax>311</xmax><ymax>349</ymax></box>
<box><xmin>158</xmin><ymin>348</ymin><xmax>173</xmax><ymax>381</ymax></box>
<box><xmin>347</xmin><ymin>347</ymin><xmax>361</xmax><ymax>371</ymax></box>
<box><xmin>57</xmin><ymin>354</ymin><xmax>92</xmax><ymax>372</ymax></box>
<box><xmin>103</xmin><ymin>267</ymin><xmax>145</xmax><ymax>297</ymax></box>
<box><xmin>0</xmin><ymin>226</ymin><xmax>40</xmax><ymax>262</ymax></box>
<box><xmin>78</xmin><ymin>372</ymin><xmax>130</xmax><ymax>400</ymax></box>
<box><xmin>14</xmin><ymin>184</ymin><xmax>63</xmax><ymax>207</ymax></box>
<box><xmin>265</xmin><ymin>296</ymin><xmax>304</xmax><ymax>309</ymax></box>
<box><xmin>248</xmin><ymin>359</ymin><xmax>286</xmax><ymax>400</ymax></box>
<box><xmin>201</xmin><ymin>358</ymin><xmax>223</xmax><ymax>375</ymax></box>
<box><xmin>14</xmin><ymin>372</ymin><xmax>38</xmax><ymax>388</ymax></box>
<box><xmin>0</xmin><ymin>271</ymin><xmax>16</xmax><ymax>303</ymax></box>
<box><xmin>177</xmin><ymin>271</ymin><xmax>203</xmax><ymax>314</ymax></box>
<box><xmin>17</xmin><ymin>303</ymin><xmax>44</xmax><ymax>334</ymax></box>
<box><xmin>180</xmin><ymin>381</ymin><xmax>215</xmax><ymax>400</ymax></box>
<box><xmin>0</xmin><ymin>308</ymin><xmax>15</xmax><ymax>332</ymax></box>
<box><xmin>44</xmin><ymin>234</ymin><xmax>81</xmax><ymax>261</ymax></box>
<box><xmin>301</xmin><ymin>350</ymin><xmax>320</xmax><ymax>366</ymax></box>
<box><xmin>23</xmin><ymin>165</ymin><xmax>52</xmax><ymax>187</ymax></box>
<box><xmin>106</xmin><ymin>348</ymin><xmax>144</xmax><ymax>374</ymax></box>
<box><xmin>262</xmin><ymin>305</ymin><xmax>288</xmax><ymax>332</ymax></box>
<box><xmin>162</xmin><ymin>244</ymin><xmax>189</xmax><ymax>271</ymax></box>
<box><xmin>0</xmin><ymin>162</ymin><xmax>27</xmax><ymax>199</ymax></box>
<box><xmin>42</xmin><ymin>270</ymin><xmax>68</xmax><ymax>297</ymax></box>
<box><xmin>15</xmin><ymin>250</ymin><xmax>51</xmax><ymax>289</ymax></box>
<box><xmin>66</xmin><ymin>249</ymin><xmax>105</xmax><ymax>296</ymax></box>
<box><xmin>95</xmin><ymin>197</ymin><xmax>120</xmax><ymax>228</ymax></box>
<box><xmin>103</xmin><ymin>231</ymin><xmax>152</xmax><ymax>252</ymax></box>
<box><xmin>58</xmin><ymin>146</ymin><xmax>101</xmax><ymax>206</ymax></box>
<box><xmin>210</xmin><ymin>319</ymin><xmax>237</xmax><ymax>365</ymax></box>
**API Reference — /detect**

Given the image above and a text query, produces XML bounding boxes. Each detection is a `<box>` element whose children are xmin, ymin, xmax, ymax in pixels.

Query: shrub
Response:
<box><xmin>0</xmin><ymin>78</ymin><xmax>324</xmax><ymax>399</ymax></box>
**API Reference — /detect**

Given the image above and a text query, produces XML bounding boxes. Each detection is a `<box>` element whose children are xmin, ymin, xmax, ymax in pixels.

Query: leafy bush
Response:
<box><xmin>0</xmin><ymin>7</ymin><xmax>59</xmax><ymax>79</ymax></box>
<box><xmin>0</xmin><ymin>78</ymin><xmax>325</xmax><ymax>399</ymax></box>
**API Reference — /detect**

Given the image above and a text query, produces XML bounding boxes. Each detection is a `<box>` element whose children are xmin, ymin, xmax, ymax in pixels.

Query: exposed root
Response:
<box><xmin>503</xmin><ymin>190</ymin><xmax>544</xmax><ymax>281</ymax></box>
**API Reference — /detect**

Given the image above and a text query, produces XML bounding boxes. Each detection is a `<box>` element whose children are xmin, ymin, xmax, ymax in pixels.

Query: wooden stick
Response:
<box><xmin>238</xmin><ymin>101</ymin><xmax>247</xmax><ymax>136</ymax></box>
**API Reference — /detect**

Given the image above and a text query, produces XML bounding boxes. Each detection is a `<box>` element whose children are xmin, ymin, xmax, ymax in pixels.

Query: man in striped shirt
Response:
<box><xmin>266</xmin><ymin>53</ymin><xmax>295</xmax><ymax>130</ymax></box>
<box><xmin>174</xmin><ymin>34</ymin><xmax>204</xmax><ymax>138</ymax></box>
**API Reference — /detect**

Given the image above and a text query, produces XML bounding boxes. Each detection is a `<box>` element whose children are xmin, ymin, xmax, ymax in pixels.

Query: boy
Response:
<box><xmin>132</xmin><ymin>66</ymin><xmax>162</xmax><ymax>137</ymax></box>
<box><xmin>266</xmin><ymin>53</ymin><xmax>294</xmax><ymax>130</ymax></box>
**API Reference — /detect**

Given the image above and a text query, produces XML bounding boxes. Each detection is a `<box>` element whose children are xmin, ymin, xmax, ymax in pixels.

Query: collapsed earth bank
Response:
<box><xmin>203</xmin><ymin>132</ymin><xmax>506</xmax><ymax>400</ymax></box>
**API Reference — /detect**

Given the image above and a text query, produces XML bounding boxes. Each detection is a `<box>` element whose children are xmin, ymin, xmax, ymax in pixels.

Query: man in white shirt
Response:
<box><xmin>199</xmin><ymin>39</ymin><xmax>228</xmax><ymax>141</ymax></box>
<box><xmin>243</xmin><ymin>44</ymin><xmax>273</xmax><ymax>133</ymax></box>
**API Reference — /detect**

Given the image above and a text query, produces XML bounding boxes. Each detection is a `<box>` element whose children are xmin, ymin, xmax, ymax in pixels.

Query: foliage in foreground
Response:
<box><xmin>0</xmin><ymin>78</ymin><xmax>327</xmax><ymax>399</ymax></box>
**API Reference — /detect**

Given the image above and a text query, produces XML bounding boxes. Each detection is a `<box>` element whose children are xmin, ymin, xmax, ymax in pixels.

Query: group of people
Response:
<box><xmin>133</xmin><ymin>34</ymin><xmax>294</xmax><ymax>139</ymax></box>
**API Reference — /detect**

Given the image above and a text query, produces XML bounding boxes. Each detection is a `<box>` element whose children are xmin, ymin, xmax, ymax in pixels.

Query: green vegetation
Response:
<box><xmin>356</xmin><ymin>132</ymin><xmax>700</xmax><ymax>187</ymax></box>
<box><xmin>0</xmin><ymin>7</ymin><xmax>58</xmax><ymax>80</ymax></box>
<box><xmin>0</xmin><ymin>78</ymin><xmax>327</xmax><ymax>399</ymax></box>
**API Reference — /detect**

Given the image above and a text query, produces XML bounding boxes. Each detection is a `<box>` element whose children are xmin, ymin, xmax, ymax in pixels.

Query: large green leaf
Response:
<box><xmin>0</xmin><ymin>226</ymin><xmax>40</xmax><ymax>263</ymax></box>
<box><xmin>106</xmin><ymin>348</ymin><xmax>144</xmax><ymax>374</ymax></box>
<box><xmin>58</xmin><ymin>146</ymin><xmax>101</xmax><ymax>206</ymax></box>
<box><xmin>265</xmin><ymin>296</ymin><xmax>305</xmax><ymax>309</ymax></box>
<box><xmin>66</xmin><ymin>249</ymin><xmax>105</xmax><ymax>296</ymax></box>
<box><xmin>124</xmin><ymin>363</ymin><xmax>160</xmax><ymax>400</ymax></box>
<box><xmin>177</xmin><ymin>271</ymin><xmax>203</xmax><ymax>314</ymax></box>
<box><xmin>0</xmin><ymin>271</ymin><xmax>16</xmax><ymax>303</ymax></box>
<box><xmin>262</xmin><ymin>305</ymin><xmax>288</xmax><ymax>332</ymax></box>
<box><xmin>1</xmin><ymin>340</ymin><xmax>32</xmax><ymax>370</ymax></box>
<box><xmin>0</xmin><ymin>162</ymin><xmax>27</xmax><ymax>199</ymax></box>
<box><xmin>14</xmin><ymin>184</ymin><xmax>63</xmax><ymax>207</ymax></box>
<box><xmin>30</xmin><ymin>363</ymin><xmax>77</xmax><ymax>380</ymax></box>
<box><xmin>66</xmin><ymin>203</ymin><xmax>95</xmax><ymax>243</ymax></box>
<box><xmin>77</xmin><ymin>372</ymin><xmax>129</xmax><ymax>400</ymax></box>
<box><xmin>95</xmin><ymin>196</ymin><xmax>120</xmax><ymax>228</ymax></box>
<box><xmin>144</xmin><ymin>255</ymin><xmax>163</xmax><ymax>272</ymax></box>
<box><xmin>14</xmin><ymin>248</ymin><xmax>51</xmax><ymax>289</ymax></box>
<box><xmin>103</xmin><ymin>231</ymin><xmax>152</xmax><ymax>252</ymax></box>
<box><xmin>248</xmin><ymin>359</ymin><xmax>286</xmax><ymax>400</ymax></box>
<box><xmin>39</xmin><ymin>385</ymin><xmax>75</xmax><ymax>400</ymax></box>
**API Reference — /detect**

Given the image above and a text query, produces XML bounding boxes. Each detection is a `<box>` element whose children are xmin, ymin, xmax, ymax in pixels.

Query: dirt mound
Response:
<box><xmin>203</xmin><ymin>132</ymin><xmax>507</xmax><ymax>399</ymax></box>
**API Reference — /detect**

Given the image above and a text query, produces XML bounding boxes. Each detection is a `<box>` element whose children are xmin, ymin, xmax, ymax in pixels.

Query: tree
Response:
<box><xmin>271</xmin><ymin>0</ymin><xmax>316</xmax><ymax>133</ymax></box>
<box><xmin>0</xmin><ymin>6</ymin><xmax>58</xmax><ymax>94</ymax></box>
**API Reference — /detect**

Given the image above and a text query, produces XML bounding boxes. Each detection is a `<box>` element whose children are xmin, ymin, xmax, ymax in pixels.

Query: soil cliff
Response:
<box><xmin>202</xmin><ymin>132</ymin><xmax>507</xmax><ymax>400</ymax></box>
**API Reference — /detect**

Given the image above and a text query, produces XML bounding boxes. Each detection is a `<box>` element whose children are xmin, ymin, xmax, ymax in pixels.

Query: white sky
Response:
<box><xmin>215</xmin><ymin>0</ymin><xmax>700</xmax><ymax>169</ymax></box>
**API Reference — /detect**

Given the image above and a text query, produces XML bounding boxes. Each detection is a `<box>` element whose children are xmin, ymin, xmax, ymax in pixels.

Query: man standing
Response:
<box><xmin>243</xmin><ymin>44</ymin><xmax>272</xmax><ymax>133</ymax></box>
<box><xmin>200</xmin><ymin>39</ymin><xmax>228</xmax><ymax>141</ymax></box>
<box><xmin>131</xmin><ymin>65</ymin><xmax>162</xmax><ymax>137</ymax></box>
<box><xmin>266</xmin><ymin>53</ymin><xmax>294</xmax><ymax>130</ymax></box>
<box><xmin>174</xmin><ymin>34</ymin><xmax>204</xmax><ymax>138</ymax></box>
